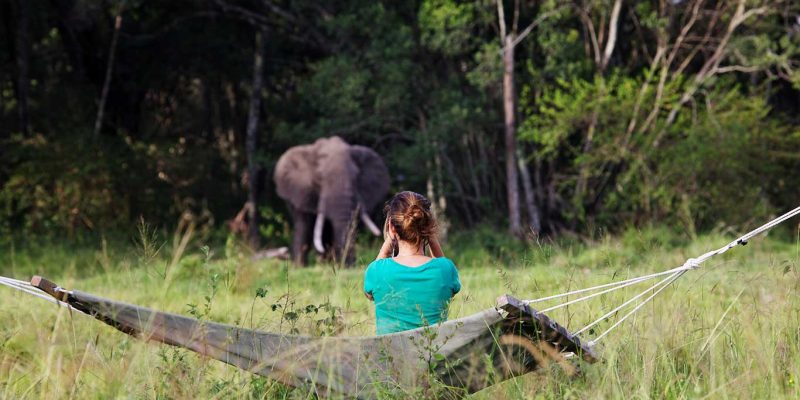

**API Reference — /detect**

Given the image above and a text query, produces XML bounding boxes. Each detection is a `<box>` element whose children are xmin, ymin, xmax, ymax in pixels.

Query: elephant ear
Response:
<box><xmin>274</xmin><ymin>144</ymin><xmax>318</xmax><ymax>213</ymax></box>
<box><xmin>350</xmin><ymin>145</ymin><xmax>390</xmax><ymax>211</ymax></box>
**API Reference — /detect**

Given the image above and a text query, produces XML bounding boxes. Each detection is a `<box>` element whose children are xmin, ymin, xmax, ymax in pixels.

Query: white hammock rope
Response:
<box><xmin>0</xmin><ymin>276</ymin><xmax>44</xmax><ymax>294</ymax></box>
<box><xmin>537</xmin><ymin>264</ymin><xmax>696</xmax><ymax>314</ymax></box>
<box><xmin>587</xmin><ymin>270</ymin><xmax>687</xmax><ymax>346</ymax></box>
<box><xmin>0</xmin><ymin>276</ymin><xmax>80</xmax><ymax>311</ymax></box>
<box><xmin>524</xmin><ymin>264</ymin><xmax>692</xmax><ymax>305</ymax></box>
<box><xmin>575</xmin><ymin>270</ymin><xmax>683</xmax><ymax>337</ymax></box>
<box><xmin>0</xmin><ymin>277</ymin><xmax>59</xmax><ymax>302</ymax></box>
<box><xmin>528</xmin><ymin>205</ymin><xmax>800</xmax><ymax>346</ymax></box>
<box><xmin>0</xmin><ymin>278</ymin><xmax>55</xmax><ymax>302</ymax></box>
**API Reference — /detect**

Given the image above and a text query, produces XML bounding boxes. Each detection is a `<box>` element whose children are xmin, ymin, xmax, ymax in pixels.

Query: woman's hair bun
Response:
<box><xmin>384</xmin><ymin>191</ymin><xmax>437</xmax><ymax>247</ymax></box>
<box><xmin>405</xmin><ymin>204</ymin><xmax>425</xmax><ymax>222</ymax></box>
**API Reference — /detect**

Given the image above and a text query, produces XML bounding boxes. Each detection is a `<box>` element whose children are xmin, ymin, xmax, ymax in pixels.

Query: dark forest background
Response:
<box><xmin>1</xmin><ymin>0</ymin><xmax>799</xmax><ymax>248</ymax></box>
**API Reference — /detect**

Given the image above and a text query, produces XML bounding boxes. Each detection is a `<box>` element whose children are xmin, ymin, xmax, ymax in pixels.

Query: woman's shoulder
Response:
<box><xmin>431</xmin><ymin>257</ymin><xmax>457</xmax><ymax>268</ymax></box>
<box><xmin>366</xmin><ymin>257</ymin><xmax>392</xmax><ymax>270</ymax></box>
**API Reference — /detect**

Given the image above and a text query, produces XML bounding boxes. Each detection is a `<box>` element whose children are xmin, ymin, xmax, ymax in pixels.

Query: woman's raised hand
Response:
<box><xmin>376</xmin><ymin>219</ymin><xmax>394</xmax><ymax>260</ymax></box>
<box><xmin>376</xmin><ymin>237</ymin><xmax>393</xmax><ymax>260</ymax></box>
<box><xmin>428</xmin><ymin>235</ymin><xmax>444</xmax><ymax>258</ymax></box>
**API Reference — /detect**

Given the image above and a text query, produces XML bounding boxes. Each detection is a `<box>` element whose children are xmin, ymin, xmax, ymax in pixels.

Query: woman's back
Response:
<box><xmin>365</xmin><ymin>257</ymin><xmax>461</xmax><ymax>335</ymax></box>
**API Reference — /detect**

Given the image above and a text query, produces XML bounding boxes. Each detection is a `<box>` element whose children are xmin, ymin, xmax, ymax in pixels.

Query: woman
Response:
<box><xmin>363</xmin><ymin>191</ymin><xmax>461</xmax><ymax>335</ymax></box>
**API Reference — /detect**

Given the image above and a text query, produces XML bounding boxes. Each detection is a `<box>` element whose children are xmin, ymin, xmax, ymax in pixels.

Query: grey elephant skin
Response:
<box><xmin>273</xmin><ymin>136</ymin><xmax>390</xmax><ymax>265</ymax></box>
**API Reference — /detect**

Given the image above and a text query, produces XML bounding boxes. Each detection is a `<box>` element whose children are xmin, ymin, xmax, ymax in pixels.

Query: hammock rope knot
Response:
<box><xmin>682</xmin><ymin>258</ymin><xmax>701</xmax><ymax>270</ymax></box>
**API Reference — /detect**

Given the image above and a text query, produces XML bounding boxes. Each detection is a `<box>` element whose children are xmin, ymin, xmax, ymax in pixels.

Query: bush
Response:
<box><xmin>1</xmin><ymin>133</ymin><xmax>133</xmax><ymax>234</ymax></box>
<box><xmin>520</xmin><ymin>73</ymin><xmax>800</xmax><ymax>234</ymax></box>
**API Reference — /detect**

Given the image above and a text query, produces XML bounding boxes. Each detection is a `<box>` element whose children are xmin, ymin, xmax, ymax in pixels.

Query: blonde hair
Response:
<box><xmin>384</xmin><ymin>191</ymin><xmax>437</xmax><ymax>248</ymax></box>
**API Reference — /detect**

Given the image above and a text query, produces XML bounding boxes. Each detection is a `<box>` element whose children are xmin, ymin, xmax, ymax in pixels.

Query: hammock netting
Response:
<box><xmin>28</xmin><ymin>277</ymin><xmax>597</xmax><ymax>399</ymax></box>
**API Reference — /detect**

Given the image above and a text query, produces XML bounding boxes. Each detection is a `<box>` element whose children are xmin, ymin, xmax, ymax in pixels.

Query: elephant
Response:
<box><xmin>273</xmin><ymin>136</ymin><xmax>390</xmax><ymax>265</ymax></box>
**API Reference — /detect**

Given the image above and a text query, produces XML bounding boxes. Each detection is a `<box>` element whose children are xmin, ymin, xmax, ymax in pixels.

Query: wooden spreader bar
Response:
<box><xmin>31</xmin><ymin>275</ymin><xmax>70</xmax><ymax>302</ymax></box>
<box><xmin>496</xmin><ymin>294</ymin><xmax>599</xmax><ymax>363</ymax></box>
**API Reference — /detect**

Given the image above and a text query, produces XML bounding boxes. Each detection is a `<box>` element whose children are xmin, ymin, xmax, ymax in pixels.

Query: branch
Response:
<box><xmin>666</xmin><ymin>0</ymin><xmax>705</xmax><ymax>70</ymax></box>
<box><xmin>738</xmin><ymin>6</ymin><xmax>770</xmax><ymax>23</ymax></box>
<box><xmin>512</xmin><ymin>0</ymin><xmax>520</xmax><ymax>34</ymax></box>
<box><xmin>496</xmin><ymin>0</ymin><xmax>507</xmax><ymax>42</ymax></box>
<box><xmin>692</xmin><ymin>3</ymin><xmax>770</xmax><ymax>73</ymax></box>
<box><xmin>600</xmin><ymin>0</ymin><xmax>622</xmax><ymax>71</ymax></box>
<box><xmin>635</xmin><ymin>0</ymin><xmax>707</xmax><ymax>137</ymax></box>
<box><xmin>510</xmin><ymin>6</ymin><xmax>568</xmax><ymax>49</ymax></box>
<box><xmin>661</xmin><ymin>0</ymin><xmax>772</xmax><ymax>139</ymax></box>
<box><xmin>672</xmin><ymin>0</ymin><xmax>722</xmax><ymax>78</ymax></box>
<box><xmin>715</xmin><ymin>64</ymin><xmax>761</xmax><ymax>74</ymax></box>
<box><xmin>576</xmin><ymin>7</ymin><xmax>602</xmax><ymax>66</ymax></box>
<box><xmin>94</xmin><ymin>11</ymin><xmax>124</xmax><ymax>137</ymax></box>
<box><xmin>624</xmin><ymin>44</ymin><xmax>666</xmax><ymax>139</ymax></box>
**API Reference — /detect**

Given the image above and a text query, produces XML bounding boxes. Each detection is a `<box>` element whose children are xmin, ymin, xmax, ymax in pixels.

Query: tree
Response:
<box><xmin>519</xmin><ymin>0</ymin><xmax>800</xmax><ymax>230</ymax></box>
<box><xmin>496</xmin><ymin>0</ymin><xmax>522</xmax><ymax>237</ymax></box>
<box><xmin>245</xmin><ymin>29</ymin><xmax>267</xmax><ymax>248</ymax></box>
<box><xmin>94</xmin><ymin>10</ymin><xmax>124</xmax><ymax>137</ymax></box>
<box><xmin>496</xmin><ymin>0</ymin><xmax>561</xmax><ymax>236</ymax></box>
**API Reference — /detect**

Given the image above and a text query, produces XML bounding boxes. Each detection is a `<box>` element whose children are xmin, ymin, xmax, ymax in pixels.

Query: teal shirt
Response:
<box><xmin>364</xmin><ymin>257</ymin><xmax>461</xmax><ymax>335</ymax></box>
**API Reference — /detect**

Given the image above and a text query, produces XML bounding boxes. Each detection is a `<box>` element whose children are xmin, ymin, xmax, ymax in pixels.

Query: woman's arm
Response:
<box><xmin>376</xmin><ymin>236</ymin><xmax>394</xmax><ymax>259</ymax></box>
<box><xmin>428</xmin><ymin>235</ymin><xmax>445</xmax><ymax>258</ymax></box>
<box><xmin>376</xmin><ymin>219</ymin><xmax>394</xmax><ymax>259</ymax></box>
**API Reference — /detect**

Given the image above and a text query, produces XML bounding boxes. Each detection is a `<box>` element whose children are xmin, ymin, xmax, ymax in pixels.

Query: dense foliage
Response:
<box><xmin>1</xmin><ymin>0</ymin><xmax>799</xmax><ymax>242</ymax></box>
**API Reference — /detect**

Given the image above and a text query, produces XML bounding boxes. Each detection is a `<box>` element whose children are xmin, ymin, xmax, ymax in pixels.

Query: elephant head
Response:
<box><xmin>274</xmin><ymin>136</ymin><xmax>390</xmax><ymax>265</ymax></box>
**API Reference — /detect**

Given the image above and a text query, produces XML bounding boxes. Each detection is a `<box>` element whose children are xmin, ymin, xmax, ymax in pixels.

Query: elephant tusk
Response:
<box><xmin>360</xmin><ymin>208</ymin><xmax>382</xmax><ymax>236</ymax></box>
<box><xmin>313</xmin><ymin>213</ymin><xmax>326</xmax><ymax>253</ymax></box>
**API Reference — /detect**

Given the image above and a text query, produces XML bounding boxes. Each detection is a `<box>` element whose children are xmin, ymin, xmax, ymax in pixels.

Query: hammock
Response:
<box><xmin>11</xmin><ymin>277</ymin><xmax>596</xmax><ymax>398</ymax></box>
<box><xmin>1</xmin><ymin>205</ymin><xmax>798</xmax><ymax>398</ymax></box>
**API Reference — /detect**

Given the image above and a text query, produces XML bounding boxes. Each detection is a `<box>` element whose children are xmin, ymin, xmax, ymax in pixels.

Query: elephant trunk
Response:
<box><xmin>314</xmin><ymin>191</ymin><xmax>361</xmax><ymax>261</ymax></box>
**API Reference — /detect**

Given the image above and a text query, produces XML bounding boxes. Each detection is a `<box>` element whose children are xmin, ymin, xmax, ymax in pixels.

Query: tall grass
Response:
<box><xmin>1</xmin><ymin>225</ymin><xmax>799</xmax><ymax>398</ymax></box>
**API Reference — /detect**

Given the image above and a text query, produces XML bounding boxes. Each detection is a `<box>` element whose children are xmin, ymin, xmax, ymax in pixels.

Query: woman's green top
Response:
<box><xmin>364</xmin><ymin>257</ymin><xmax>461</xmax><ymax>335</ymax></box>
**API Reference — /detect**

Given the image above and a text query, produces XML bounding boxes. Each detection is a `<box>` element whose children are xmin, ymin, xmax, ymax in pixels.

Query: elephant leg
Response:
<box><xmin>291</xmin><ymin>207</ymin><xmax>313</xmax><ymax>265</ymax></box>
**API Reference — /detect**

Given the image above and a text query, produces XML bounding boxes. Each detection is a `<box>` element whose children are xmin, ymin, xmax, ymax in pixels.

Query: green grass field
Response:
<box><xmin>1</xmin><ymin>226</ymin><xmax>799</xmax><ymax>399</ymax></box>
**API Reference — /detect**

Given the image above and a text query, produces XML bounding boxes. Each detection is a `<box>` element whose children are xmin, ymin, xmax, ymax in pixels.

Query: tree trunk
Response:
<box><xmin>503</xmin><ymin>35</ymin><xmax>522</xmax><ymax>237</ymax></box>
<box><xmin>517</xmin><ymin>148</ymin><xmax>541</xmax><ymax>235</ymax></box>
<box><xmin>245</xmin><ymin>29</ymin><xmax>267</xmax><ymax>248</ymax></box>
<box><xmin>418</xmin><ymin>108</ymin><xmax>449</xmax><ymax>241</ymax></box>
<box><xmin>14</xmin><ymin>0</ymin><xmax>31</xmax><ymax>136</ymax></box>
<box><xmin>94</xmin><ymin>14</ymin><xmax>123</xmax><ymax>137</ymax></box>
